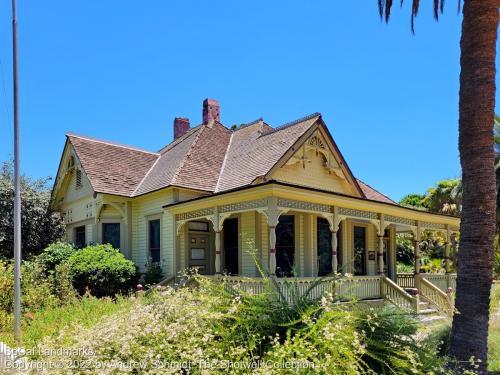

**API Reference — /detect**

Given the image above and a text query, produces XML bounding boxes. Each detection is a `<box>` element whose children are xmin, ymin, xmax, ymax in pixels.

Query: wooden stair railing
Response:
<box><xmin>380</xmin><ymin>276</ymin><xmax>420</xmax><ymax>313</ymax></box>
<box><xmin>416</xmin><ymin>275</ymin><xmax>454</xmax><ymax>319</ymax></box>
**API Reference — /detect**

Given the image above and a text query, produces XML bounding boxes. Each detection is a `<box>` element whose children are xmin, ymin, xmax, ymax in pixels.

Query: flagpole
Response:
<box><xmin>12</xmin><ymin>0</ymin><xmax>21</xmax><ymax>343</ymax></box>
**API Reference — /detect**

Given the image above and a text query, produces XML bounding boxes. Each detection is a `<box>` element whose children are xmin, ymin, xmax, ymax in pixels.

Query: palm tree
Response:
<box><xmin>379</xmin><ymin>1</ymin><xmax>499</xmax><ymax>372</ymax></box>
<box><xmin>423</xmin><ymin>178</ymin><xmax>462</xmax><ymax>215</ymax></box>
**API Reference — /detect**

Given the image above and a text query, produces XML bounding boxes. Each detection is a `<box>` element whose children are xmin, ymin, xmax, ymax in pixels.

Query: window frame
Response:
<box><xmin>353</xmin><ymin>224</ymin><xmax>367</xmax><ymax>276</ymax></box>
<box><xmin>147</xmin><ymin>216</ymin><xmax>162</xmax><ymax>264</ymax></box>
<box><xmin>74</xmin><ymin>225</ymin><xmax>86</xmax><ymax>249</ymax></box>
<box><xmin>102</xmin><ymin>222</ymin><xmax>121</xmax><ymax>250</ymax></box>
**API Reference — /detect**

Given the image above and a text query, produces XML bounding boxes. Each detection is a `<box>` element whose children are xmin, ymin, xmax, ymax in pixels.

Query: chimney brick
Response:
<box><xmin>174</xmin><ymin>117</ymin><xmax>190</xmax><ymax>139</ymax></box>
<box><xmin>202</xmin><ymin>98</ymin><xmax>220</xmax><ymax>123</ymax></box>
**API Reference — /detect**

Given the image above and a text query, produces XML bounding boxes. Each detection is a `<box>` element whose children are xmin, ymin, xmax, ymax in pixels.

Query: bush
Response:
<box><xmin>143</xmin><ymin>261</ymin><xmax>164</xmax><ymax>286</ymax></box>
<box><xmin>66</xmin><ymin>244</ymin><xmax>137</xmax><ymax>297</ymax></box>
<box><xmin>37</xmin><ymin>242</ymin><xmax>76</xmax><ymax>274</ymax></box>
<box><xmin>39</xmin><ymin>274</ymin><xmax>449</xmax><ymax>374</ymax></box>
<box><xmin>0</xmin><ymin>258</ymin><xmax>71</xmax><ymax>314</ymax></box>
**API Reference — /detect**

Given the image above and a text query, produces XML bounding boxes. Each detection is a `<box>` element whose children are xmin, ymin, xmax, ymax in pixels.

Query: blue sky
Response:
<box><xmin>0</xmin><ymin>1</ymin><xmax>495</xmax><ymax>201</ymax></box>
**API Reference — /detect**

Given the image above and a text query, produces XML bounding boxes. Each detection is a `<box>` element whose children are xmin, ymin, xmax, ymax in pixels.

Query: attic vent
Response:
<box><xmin>67</xmin><ymin>156</ymin><xmax>75</xmax><ymax>169</ymax></box>
<box><xmin>75</xmin><ymin>169</ymin><xmax>82</xmax><ymax>189</ymax></box>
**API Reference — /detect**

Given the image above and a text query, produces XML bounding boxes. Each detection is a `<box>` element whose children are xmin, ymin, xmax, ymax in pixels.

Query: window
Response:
<box><xmin>353</xmin><ymin>226</ymin><xmax>366</xmax><ymax>275</ymax></box>
<box><xmin>75</xmin><ymin>169</ymin><xmax>82</xmax><ymax>189</ymax></box>
<box><xmin>102</xmin><ymin>223</ymin><xmax>120</xmax><ymax>249</ymax></box>
<box><xmin>75</xmin><ymin>226</ymin><xmax>86</xmax><ymax>249</ymax></box>
<box><xmin>188</xmin><ymin>221</ymin><xmax>209</xmax><ymax>232</ymax></box>
<box><xmin>223</xmin><ymin>218</ymin><xmax>239</xmax><ymax>275</ymax></box>
<box><xmin>275</xmin><ymin>215</ymin><xmax>295</xmax><ymax>277</ymax></box>
<box><xmin>149</xmin><ymin>219</ymin><xmax>161</xmax><ymax>263</ymax></box>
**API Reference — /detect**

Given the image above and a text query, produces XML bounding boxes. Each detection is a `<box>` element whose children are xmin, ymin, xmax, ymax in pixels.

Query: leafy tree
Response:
<box><xmin>379</xmin><ymin>1</ymin><xmax>499</xmax><ymax>371</ymax></box>
<box><xmin>398</xmin><ymin>193</ymin><xmax>426</xmax><ymax>209</ymax></box>
<box><xmin>0</xmin><ymin>161</ymin><xmax>65</xmax><ymax>259</ymax></box>
<box><xmin>422</xmin><ymin>178</ymin><xmax>462</xmax><ymax>215</ymax></box>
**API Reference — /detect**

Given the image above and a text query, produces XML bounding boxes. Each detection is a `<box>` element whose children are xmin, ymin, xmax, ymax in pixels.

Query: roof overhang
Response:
<box><xmin>163</xmin><ymin>180</ymin><xmax>460</xmax><ymax>229</ymax></box>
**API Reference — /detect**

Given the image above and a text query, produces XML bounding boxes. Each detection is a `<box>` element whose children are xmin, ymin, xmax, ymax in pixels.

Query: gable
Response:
<box><xmin>52</xmin><ymin>142</ymin><xmax>94</xmax><ymax>209</ymax></box>
<box><xmin>269</xmin><ymin>127</ymin><xmax>361</xmax><ymax>196</ymax></box>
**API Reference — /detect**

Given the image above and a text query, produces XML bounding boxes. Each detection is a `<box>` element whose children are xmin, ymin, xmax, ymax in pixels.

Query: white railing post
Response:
<box><xmin>215</xmin><ymin>230</ymin><xmax>221</xmax><ymax>274</ymax></box>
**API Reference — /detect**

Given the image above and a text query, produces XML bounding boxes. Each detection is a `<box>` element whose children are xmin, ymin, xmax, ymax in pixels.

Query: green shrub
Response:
<box><xmin>37</xmin><ymin>242</ymin><xmax>76</xmax><ymax>274</ymax></box>
<box><xmin>66</xmin><ymin>244</ymin><xmax>137</xmax><ymax>297</ymax></box>
<box><xmin>143</xmin><ymin>261</ymin><xmax>164</xmax><ymax>286</ymax></box>
<box><xmin>40</xmin><ymin>274</ymin><xmax>449</xmax><ymax>374</ymax></box>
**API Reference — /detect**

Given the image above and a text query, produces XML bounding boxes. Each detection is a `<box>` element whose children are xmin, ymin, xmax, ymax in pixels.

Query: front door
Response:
<box><xmin>276</xmin><ymin>215</ymin><xmax>295</xmax><ymax>277</ymax></box>
<box><xmin>317</xmin><ymin>218</ymin><xmax>332</xmax><ymax>276</ymax></box>
<box><xmin>189</xmin><ymin>233</ymin><xmax>210</xmax><ymax>275</ymax></box>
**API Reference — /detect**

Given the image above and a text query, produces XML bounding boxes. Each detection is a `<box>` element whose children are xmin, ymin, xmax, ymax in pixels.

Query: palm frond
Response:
<box><xmin>386</xmin><ymin>0</ymin><xmax>393</xmax><ymax>21</ymax></box>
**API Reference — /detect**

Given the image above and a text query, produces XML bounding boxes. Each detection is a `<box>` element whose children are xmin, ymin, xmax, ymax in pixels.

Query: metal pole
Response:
<box><xmin>12</xmin><ymin>0</ymin><xmax>21</xmax><ymax>343</ymax></box>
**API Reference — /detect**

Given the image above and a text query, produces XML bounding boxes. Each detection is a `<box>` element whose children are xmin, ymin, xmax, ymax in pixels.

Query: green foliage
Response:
<box><xmin>38</xmin><ymin>274</ymin><xmax>449</xmax><ymax>374</ymax></box>
<box><xmin>142</xmin><ymin>261</ymin><xmax>164</xmax><ymax>286</ymax></box>
<box><xmin>398</xmin><ymin>178</ymin><xmax>462</xmax><ymax>216</ymax></box>
<box><xmin>494</xmin><ymin>235</ymin><xmax>500</xmax><ymax>279</ymax></box>
<box><xmin>37</xmin><ymin>242</ymin><xmax>76</xmax><ymax>274</ymax></box>
<box><xmin>0</xmin><ymin>161</ymin><xmax>65</xmax><ymax>259</ymax></box>
<box><xmin>0</xmin><ymin>294</ymin><xmax>135</xmax><ymax>351</ymax></box>
<box><xmin>0</xmin><ymin>257</ymin><xmax>76</xmax><ymax>328</ymax></box>
<box><xmin>399</xmin><ymin>193</ymin><xmax>426</xmax><ymax>209</ymax></box>
<box><xmin>66</xmin><ymin>244</ymin><xmax>138</xmax><ymax>297</ymax></box>
<box><xmin>396</xmin><ymin>234</ymin><xmax>414</xmax><ymax>264</ymax></box>
<box><xmin>397</xmin><ymin>262</ymin><xmax>414</xmax><ymax>273</ymax></box>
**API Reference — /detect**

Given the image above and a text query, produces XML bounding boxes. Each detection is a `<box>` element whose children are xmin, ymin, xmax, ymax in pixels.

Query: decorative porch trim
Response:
<box><xmin>277</xmin><ymin>198</ymin><xmax>330</xmax><ymax>213</ymax></box>
<box><xmin>176</xmin><ymin>207</ymin><xmax>214</xmax><ymax>222</ymax></box>
<box><xmin>338</xmin><ymin>207</ymin><xmax>378</xmax><ymax>220</ymax></box>
<box><xmin>220</xmin><ymin>199</ymin><xmax>267</xmax><ymax>213</ymax></box>
<box><xmin>420</xmin><ymin>221</ymin><xmax>446</xmax><ymax>230</ymax></box>
<box><xmin>384</xmin><ymin>214</ymin><xmax>416</xmax><ymax>227</ymax></box>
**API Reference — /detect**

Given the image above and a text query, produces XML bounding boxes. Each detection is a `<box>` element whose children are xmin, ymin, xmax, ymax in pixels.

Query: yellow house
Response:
<box><xmin>51</xmin><ymin>99</ymin><xmax>460</xmax><ymax>316</ymax></box>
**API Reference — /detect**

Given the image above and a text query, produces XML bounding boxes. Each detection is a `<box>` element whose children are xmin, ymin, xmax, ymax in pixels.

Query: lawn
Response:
<box><xmin>489</xmin><ymin>282</ymin><xmax>500</xmax><ymax>372</ymax></box>
<box><xmin>0</xmin><ymin>294</ymin><xmax>136</xmax><ymax>353</ymax></box>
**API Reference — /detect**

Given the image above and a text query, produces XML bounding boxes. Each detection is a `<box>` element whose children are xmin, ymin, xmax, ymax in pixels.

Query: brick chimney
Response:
<box><xmin>202</xmin><ymin>98</ymin><xmax>220</xmax><ymax>123</ymax></box>
<box><xmin>173</xmin><ymin>117</ymin><xmax>190</xmax><ymax>139</ymax></box>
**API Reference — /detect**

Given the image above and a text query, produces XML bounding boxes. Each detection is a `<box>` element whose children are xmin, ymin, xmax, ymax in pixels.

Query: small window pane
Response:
<box><xmin>191</xmin><ymin>248</ymin><xmax>205</xmax><ymax>260</ymax></box>
<box><xmin>149</xmin><ymin>220</ymin><xmax>161</xmax><ymax>263</ymax></box>
<box><xmin>354</xmin><ymin>226</ymin><xmax>366</xmax><ymax>275</ymax></box>
<box><xmin>102</xmin><ymin>223</ymin><xmax>120</xmax><ymax>249</ymax></box>
<box><xmin>75</xmin><ymin>226</ymin><xmax>86</xmax><ymax>249</ymax></box>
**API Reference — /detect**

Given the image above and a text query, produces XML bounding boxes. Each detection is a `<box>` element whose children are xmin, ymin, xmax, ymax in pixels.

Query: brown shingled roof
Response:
<box><xmin>356</xmin><ymin>179</ymin><xmax>396</xmax><ymax>204</ymax></box>
<box><xmin>62</xmin><ymin>114</ymin><xmax>396</xmax><ymax>205</ymax></box>
<box><xmin>67</xmin><ymin>133</ymin><xmax>158</xmax><ymax>197</ymax></box>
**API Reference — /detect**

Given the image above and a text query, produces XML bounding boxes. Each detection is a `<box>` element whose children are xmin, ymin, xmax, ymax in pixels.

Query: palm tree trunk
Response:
<box><xmin>449</xmin><ymin>0</ymin><xmax>499</xmax><ymax>373</ymax></box>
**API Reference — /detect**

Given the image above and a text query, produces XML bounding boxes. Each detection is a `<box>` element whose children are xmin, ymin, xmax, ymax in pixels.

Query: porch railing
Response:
<box><xmin>207</xmin><ymin>275</ymin><xmax>382</xmax><ymax>303</ymax></box>
<box><xmin>336</xmin><ymin>276</ymin><xmax>381</xmax><ymax>300</ymax></box>
<box><xmin>397</xmin><ymin>273</ymin><xmax>458</xmax><ymax>293</ymax></box>
<box><xmin>396</xmin><ymin>273</ymin><xmax>415</xmax><ymax>289</ymax></box>
<box><xmin>381</xmin><ymin>276</ymin><xmax>419</xmax><ymax>313</ymax></box>
<box><xmin>416</xmin><ymin>276</ymin><xmax>454</xmax><ymax>319</ymax></box>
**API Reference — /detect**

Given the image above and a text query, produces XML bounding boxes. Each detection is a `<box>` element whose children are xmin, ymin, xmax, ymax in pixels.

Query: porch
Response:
<box><xmin>165</xmin><ymin>182</ymin><xmax>460</xmax><ymax>316</ymax></box>
<box><xmin>201</xmin><ymin>272</ymin><xmax>457</xmax><ymax>318</ymax></box>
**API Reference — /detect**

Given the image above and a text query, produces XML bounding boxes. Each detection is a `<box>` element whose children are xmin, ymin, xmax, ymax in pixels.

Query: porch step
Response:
<box><xmin>419</xmin><ymin>308</ymin><xmax>439</xmax><ymax>315</ymax></box>
<box><xmin>419</xmin><ymin>315</ymin><xmax>447</xmax><ymax>324</ymax></box>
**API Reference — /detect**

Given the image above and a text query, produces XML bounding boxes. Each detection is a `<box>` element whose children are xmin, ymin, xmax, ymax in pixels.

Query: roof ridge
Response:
<box><xmin>67</xmin><ymin>132</ymin><xmax>158</xmax><ymax>155</ymax></box>
<box><xmin>131</xmin><ymin>155</ymin><xmax>162</xmax><ymax>196</ymax></box>
<box><xmin>260</xmin><ymin>112</ymin><xmax>321</xmax><ymax>136</ymax></box>
<box><xmin>214</xmin><ymin>131</ymin><xmax>235</xmax><ymax>192</ymax></box>
<box><xmin>235</xmin><ymin>118</ymin><xmax>264</xmax><ymax>130</ymax></box>
<box><xmin>171</xmin><ymin>125</ymin><xmax>206</xmax><ymax>186</ymax></box>
<box><xmin>157</xmin><ymin>125</ymin><xmax>202</xmax><ymax>154</ymax></box>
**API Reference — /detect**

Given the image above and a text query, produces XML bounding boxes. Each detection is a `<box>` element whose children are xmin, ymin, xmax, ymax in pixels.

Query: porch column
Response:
<box><xmin>378</xmin><ymin>234</ymin><xmax>385</xmax><ymax>275</ymax></box>
<box><xmin>215</xmin><ymin>231</ymin><xmax>222</xmax><ymax>274</ymax></box>
<box><xmin>444</xmin><ymin>225</ymin><xmax>451</xmax><ymax>274</ymax></box>
<box><xmin>451</xmin><ymin>233</ymin><xmax>457</xmax><ymax>267</ymax></box>
<box><xmin>377</xmin><ymin>214</ymin><xmax>385</xmax><ymax>275</ymax></box>
<box><xmin>331</xmin><ymin>229</ymin><xmax>338</xmax><ymax>274</ymax></box>
<box><xmin>413</xmin><ymin>221</ymin><xmax>422</xmax><ymax>275</ymax></box>
<box><xmin>269</xmin><ymin>225</ymin><xmax>277</xmax><ymax>275</ymax></box>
